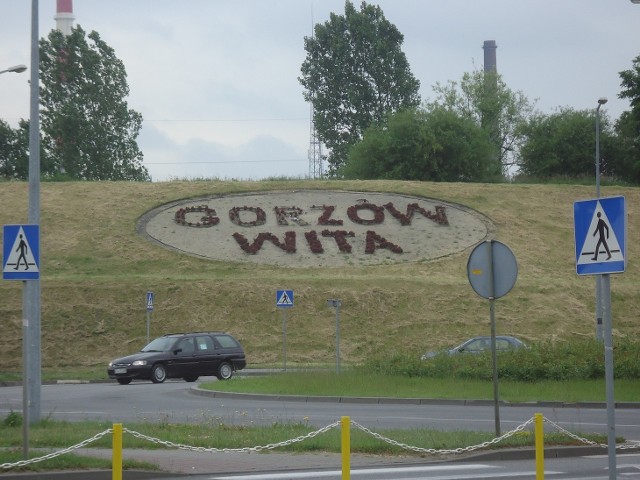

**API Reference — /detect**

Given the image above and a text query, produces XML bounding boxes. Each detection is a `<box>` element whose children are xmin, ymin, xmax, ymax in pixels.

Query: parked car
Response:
<box><xmin>421</xmin><ymin>335</ymin><xmax>527</xmax><ymax>360</ymax></box>
<box><xmin>107</xmin><ymin>332</ymin><xmax>246</xmax><ymax>384</ymax></box>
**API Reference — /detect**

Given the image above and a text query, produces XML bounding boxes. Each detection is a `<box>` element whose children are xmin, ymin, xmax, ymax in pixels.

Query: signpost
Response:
<box><xmin>3</xmin><ymin>224</ymin><xmax>41</xmax><ymax>459</ymax></box>
<box><xmin>276</xmin><ymin>290</ymin><xmax>293</xmax><ymax>370</ymax></box>
<box><xmin>327</xmin><ymin>299</ymin><xmax>342</xmax><ymax>374</ymax></box>
<box><xmin>574</xmin><ymin>196</ymin><xmax>626</xmax><ymax>480</ymax></box>
<box><xmin>467</xmin><ymin>240</ymin><xmax>518</xmax><ymax>437</ymax></box>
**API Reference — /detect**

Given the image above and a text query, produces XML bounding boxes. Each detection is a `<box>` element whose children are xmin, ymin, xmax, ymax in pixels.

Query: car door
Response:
<box><xmin>193</xmin><ymin>335</ymin><xmax>218</xmax><ymax>376</ymax></box>
<box><xmin>172</xmin><ymin>337</ymin><xmax>198</xmax><ymax>377</ymax></box>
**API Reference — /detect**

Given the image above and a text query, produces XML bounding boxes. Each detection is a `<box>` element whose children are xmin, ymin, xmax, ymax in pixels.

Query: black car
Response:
<box><xmin>107</xmin><ymin>332</ymin><xmax>246</xmax><ymax>384</ymax></box>
<box><xmin>421</xmin><ymin>335</ymin><xmax>527</xmax><ymax>360</ymax></box>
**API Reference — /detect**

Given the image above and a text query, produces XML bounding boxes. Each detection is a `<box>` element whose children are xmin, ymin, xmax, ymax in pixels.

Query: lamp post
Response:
<box><xmin>594</xmin><ymin>97</ymin><xmax>607</xmax><ymax>342</ymax></box>
<box><xmin>0</xmin><ymin>64</ymin><xmax>27</xmax><ymax>75</ymax></box>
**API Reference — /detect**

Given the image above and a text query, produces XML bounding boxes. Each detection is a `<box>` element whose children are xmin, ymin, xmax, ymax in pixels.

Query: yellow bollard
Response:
<box><xmin>534</xmin><ymin>413</ymin><xmax>544</xmax><ymax>480</ymax></box>
<box><xmin>112</xmin><ymin>423</ymin><xmax>123</xmax><ymax>480</ymax></box>
<box><xmin>341</xmin><ymin>416</ymin><xmax>351</xmax><ymax>480</ymax></box>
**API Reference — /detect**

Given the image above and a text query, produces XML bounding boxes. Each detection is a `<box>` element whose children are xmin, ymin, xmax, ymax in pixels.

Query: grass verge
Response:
<box><xmin>203</xmin><ymin>371</ymin><xmax>640</xmax><ymax>403</ymax></box>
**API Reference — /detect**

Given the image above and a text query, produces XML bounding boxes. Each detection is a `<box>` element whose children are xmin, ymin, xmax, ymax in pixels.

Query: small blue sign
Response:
<box><xmin>147</xmin><ymin>291</ymin><xmax>154</xmax><ymax>311</ymax></box>
<box><xmin>3</xmin><ymin>224</ymin><xmax>40</xmax><ymax>280</ymax></box>
<box><xmin>574</xmin><ymin>196</ymin><xmax>626</xmax><ymax>275</ymax></box>
<box><xmin>276</xmin><ymin>289</ymin><xmax>294</xmax><ymax>308</ymax></box>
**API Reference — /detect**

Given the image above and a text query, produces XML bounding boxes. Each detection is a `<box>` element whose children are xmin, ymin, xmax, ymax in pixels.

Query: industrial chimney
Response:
<box><xmin>55</xmin><ymin>0</ymin><xmax>75</xmax><ymax>35</ymax></box>
<box><xmin>482</xmin><ymin>40</ymin><xmax>497</xmax><ymax>74</ymax></box>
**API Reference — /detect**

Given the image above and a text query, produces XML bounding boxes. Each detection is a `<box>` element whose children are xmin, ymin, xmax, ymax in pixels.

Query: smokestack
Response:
<box><xmin>55</xmin><ymin>0</ymin><xmax>75</xmax><ymax>35</ymax></box>
<box><xmin>482</xmin><ymin>40</ymin><xmax>497</xmax><ymax>74</ymax></box>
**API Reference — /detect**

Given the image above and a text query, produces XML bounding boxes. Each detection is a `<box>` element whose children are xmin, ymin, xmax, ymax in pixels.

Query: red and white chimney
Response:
<box><xmin>55</xmin><ymin>0</ymin><xmax>75</xmax><ymax>35</ymax></box>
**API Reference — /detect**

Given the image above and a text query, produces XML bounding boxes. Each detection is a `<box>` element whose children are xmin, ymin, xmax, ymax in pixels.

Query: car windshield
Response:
<box><xmin>141</xmin><ymin>337</ymin><xmax>176</xmax><ymax>352</ymax></box>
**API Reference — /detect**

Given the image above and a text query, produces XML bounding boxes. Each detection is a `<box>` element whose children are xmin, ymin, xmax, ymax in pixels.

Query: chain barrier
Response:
<box><xmin>3</xmin><ymin>415</ymin><xmax>639</xmax><ymax>471</ymax></box>
<box><xmin>0</xmin><ymin>428</ymin><xmax>112</xmax><ymax>470</ymax></box>
<box><xmin>543</xmin><ymin>417</ymin><xmax>640</xmax><ymax>451</ymax></box>
<box><xmin>351</xmin><ymin>417</ymin><xmax>536</xmax><ymax>455</ymax></box>
<box><xmin>123</xmin><ymin>421</ymin><xmax>340</xmax><ymax>454</ymax></box>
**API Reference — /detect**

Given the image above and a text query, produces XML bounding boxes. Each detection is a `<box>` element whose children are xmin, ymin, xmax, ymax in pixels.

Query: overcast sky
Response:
<box><xmin>1</xmin><ymin>1</ymin><xmax>639</xmax><ymax>181</ymax></box>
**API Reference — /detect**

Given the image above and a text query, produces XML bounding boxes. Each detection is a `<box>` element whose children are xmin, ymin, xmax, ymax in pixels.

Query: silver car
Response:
<box><xmin>421</xmin><ymin>335</ymin><xmax>527</xmax><ymax>360</ymax></box>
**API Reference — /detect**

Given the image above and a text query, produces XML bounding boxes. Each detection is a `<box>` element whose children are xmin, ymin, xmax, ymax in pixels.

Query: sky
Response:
<box><xmin>1</xmin><ymin>1</ymin><xmax>639</xmax><ymax>182</ymax></box>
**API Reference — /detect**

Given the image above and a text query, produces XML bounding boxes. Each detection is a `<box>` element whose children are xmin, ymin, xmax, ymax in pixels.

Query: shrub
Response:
<box><xmin>361</xmin><ymin>338</ymin><xmax>640</xmax><ymax>382</ymax></box>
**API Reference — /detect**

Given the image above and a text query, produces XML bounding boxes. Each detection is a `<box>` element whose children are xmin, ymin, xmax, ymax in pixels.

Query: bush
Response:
<box><xmin>2</xmin><ymin>410</ymin><xmax>22</xmax><ymax>427</ymax></box>
<box><xmin>361</xmin><ymin>338</ymin><xmax>640</xmax><ymax>382</ymax></box>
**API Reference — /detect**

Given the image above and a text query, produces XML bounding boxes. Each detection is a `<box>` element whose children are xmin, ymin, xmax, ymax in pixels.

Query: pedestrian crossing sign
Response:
<box><xmin>276</xmin><ymin>289</ymin><xmax>294</xmax><ymax>308</ymax></box>
<box><xmin>3</xmin><ymin>224</ymin><xmax>40</xmax><ymax>280</ymax></box>
<box><xmin>574</xmin><ymin>196</ymin><xmax>626</xmax><ymax>275</ymax></box>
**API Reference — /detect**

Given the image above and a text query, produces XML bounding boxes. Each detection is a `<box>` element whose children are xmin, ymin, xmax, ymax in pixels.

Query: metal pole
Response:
<box><xmin>21</xmin><ymin>283</ymin><xmax>29</xmax><ymax>459</ymax></box>
<box><xmin>487</xmin><ymin>241</ymin><xmax>501</xmax><ymax>437</ymax></box>
<box><xmin>335</xmin><ymin>302</ymin><xmax>341</xmax><ymax>374</ymax></box>
<box><xmin>602</xmin><ymin>274</ymin><xmax>617</xmax><ymax>479</ymax></box>
<box><xmin>26</xmin><ymin>0</ymin><xmax>41</xmax><ymax>425</ymax></box>
<box><xmin>595</xmin><ymin>99</ymin><xmax>606</xmax><ymax>343</ymax></box>
<box><xmin>282</xmin><ymin>309</ymin><xmax>287</xmax><ymax>371</ymax></box>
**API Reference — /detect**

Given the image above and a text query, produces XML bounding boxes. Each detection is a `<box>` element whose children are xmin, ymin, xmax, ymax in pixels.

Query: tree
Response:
<box><xmin>518</xmin><ymin>108</ymin><xmax>617</xmax><ymax>179</ymax></box>
<box><xmin>39</xmin><ymin>26</ymin><xmax>149</xmax><ymax>181</ymax></box>
<box><xmin>616</xmin><ymin>54</ymin><xmax>640</xmax><ymax>183</ymax></box>
<box><xmin>0</xmin><ymin>119</ymin><xmax>29</xmax><ymax>179</ymax></box>
<box><xmin>427</xmin><ymin>69</ymin><xmax>536</xmax><ymax>176</ymax></box>
<box><xmin>342</xmin><ymin>107</ymin><xmax>498</xmax><ymax>182</ymax></box>
<box><xmin>299</xmin><ymin>1</ymin><xmax>420</xmax><ymax>175</ymax></box>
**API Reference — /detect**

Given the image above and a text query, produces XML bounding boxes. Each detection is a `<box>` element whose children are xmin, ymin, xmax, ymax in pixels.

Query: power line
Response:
<box><xmin>145</xmin><ymin>159</ymin><xmax>306</xmax><ymax>165</ymax></box>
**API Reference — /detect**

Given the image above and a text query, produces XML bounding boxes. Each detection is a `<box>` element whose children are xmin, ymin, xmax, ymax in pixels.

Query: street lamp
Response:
<box><xmin>0</xmin><ymin>64</ymin><xmax>27</xmax><ymax>75</ymax></box>
<box><xmin>594</xmin><ymin>97</ymin><xmax>607</xmax><ymax>342</ymax></box>
<box><xmin>595</xmin><ymin>97</ymin><xmax>608</xmax><ymax>197</ymax></box>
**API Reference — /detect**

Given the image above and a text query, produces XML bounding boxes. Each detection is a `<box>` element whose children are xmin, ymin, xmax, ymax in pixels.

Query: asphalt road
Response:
<box><xmin>1</xmin><ymin>380</ymin><xmax>639</xmax><ymax>440</ymax></box>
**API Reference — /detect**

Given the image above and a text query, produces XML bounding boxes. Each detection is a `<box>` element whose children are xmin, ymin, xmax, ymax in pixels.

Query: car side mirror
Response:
<box><xmin>173</xmin><ymin>348</ymin><xmax>182</xmax><ymax>355</ymax></box>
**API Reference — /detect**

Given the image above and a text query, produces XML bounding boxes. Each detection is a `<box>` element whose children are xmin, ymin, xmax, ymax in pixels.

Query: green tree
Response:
<box><xmin>299</xmin><ymin>1</ymin><xmax>420</xmax><ymax>175</ymax></box>
<box><xmin>39</xmin><ymin>26</ymin><xmax>149</xmax><ymax>181</ymax></box>
<box><xmin>616</xmin><ymin>54</ymin><xmax>640</xmax><ymax>183</ymax></box>
<box><xmin>342</xmin><ymin>107</ymin><xmax>498</xmax><ymax>182</ymax></box>
<box><xmin>0</xmin><ymin>119</ymin><xmax>29</xmax><ymax>179</ymax></box>
<box><xmin>518</xmin><ymin>108</ymin><xmax>617</xmax><ymax>179</ymax></box>
<box><xmin>428</xmin><ymin>69</ymin><xmax>535</xmax><ymax>176</ymax></box>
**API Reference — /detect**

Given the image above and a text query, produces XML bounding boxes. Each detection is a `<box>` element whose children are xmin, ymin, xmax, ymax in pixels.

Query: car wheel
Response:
<box><xmin>117</xmin><ymin>378</ymin><xmax>132</xmax><ymax>385</ymax></box>
<box><xmin>216</xmin><ymin>362</ymin><xmax>233</xmax><ymax>380</ymax></box>
<box><xmin>183</xmin><ymin>375</ymin><xmax>199</xmax><ymax>382</ymax></box>
<box><xmin>151</xmin><ymin>364</ymin><xmax>166</xmax><ymax>383</ymax></box>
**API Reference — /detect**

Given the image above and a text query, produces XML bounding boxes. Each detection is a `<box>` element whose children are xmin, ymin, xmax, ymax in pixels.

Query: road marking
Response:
<box><xmin>208</xmin><ymin>464</ymin><xmax>563</xmax><ymax>479</ymax></box>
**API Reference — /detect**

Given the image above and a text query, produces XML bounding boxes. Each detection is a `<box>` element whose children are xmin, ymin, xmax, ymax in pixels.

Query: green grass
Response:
<box><xmin>1</xmin><ymin>180</ymin><xmax>639</xmax><ymax>371</ymax></box>
<box><xmin>203</xmin><ymin>371</ymin><xmax>640</xmax><ymax>403</ymax></box>
<box><xmin>0</xmin><ymin>416</ymin><xmax>609</xmax><ymax>473</ymax></box>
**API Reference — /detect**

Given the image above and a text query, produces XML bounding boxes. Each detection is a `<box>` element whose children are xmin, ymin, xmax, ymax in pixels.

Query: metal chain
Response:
<box><xmin>123</xmin><ymin>421</ymin><xmax>340</xmax><ymax>454</ymax></box>
<box><xmin>350</xmin><ymin>417</ymin><xmax>536</xmax><ymax>455</ymax></box>
<box><xmin>0</xmin><ymin>429</ymin><xmax>113</xmax><ymax>470</ymax></box>
<box><xmin>4</xmin><ymin>416</ymin><xmax>639</xmax><ymax>472</ymax></box>
<box><xmin>543</xmin><ymin>417</ymin><xmax>640</xmax><ymax>450</ymax></box>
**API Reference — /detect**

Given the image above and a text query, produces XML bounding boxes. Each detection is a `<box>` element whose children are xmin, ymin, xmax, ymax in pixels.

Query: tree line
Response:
<box><xmin>2</xmin><ymin>1</ymin><xmax>639</xmax><ymax>184</ymax></box>
<box><xmin>300</xmin><ymin>1</ymin><xmax>640</xmax><ymax>185</ymax></box>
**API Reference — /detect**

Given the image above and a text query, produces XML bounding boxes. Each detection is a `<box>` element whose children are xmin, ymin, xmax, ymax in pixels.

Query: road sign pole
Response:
<box><xmin>146</xmin><ymin>311</ymin><xmax>151</xmax><ymax>345</ymax></box>
<box><xmin>602</xmin><ymin>274</ymin><xmax>616</xmax><ymax>480</ymax></box>
<box><xmin>26</xmin><ymin>0</ymin><xmax>42</xmax><ymax>427</ymax></box>
<box><xmin>282</xmin><ymin>309</ymin><xmax>287</xmax><ymax>372</ymax></box>
<box><xmin>21</xmin><ymin>282</ymin><xmax>29</xmax><ymax>459</ymax></box>
<box><xmin>486</xmin><ymin>242</ymin><xmax>501</xmax><ymax>438</ymax></box>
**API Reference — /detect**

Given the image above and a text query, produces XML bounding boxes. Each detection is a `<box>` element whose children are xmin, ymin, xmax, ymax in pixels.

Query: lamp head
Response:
<box><xmin>8</xmin><ymin>64</ymin><xmax>27</xmax><ymax>73</ymax></box>
<box><xmin>598</xmin><ymin>97</ymin><xmax>608</xmax><ymax>105</ymax></box>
